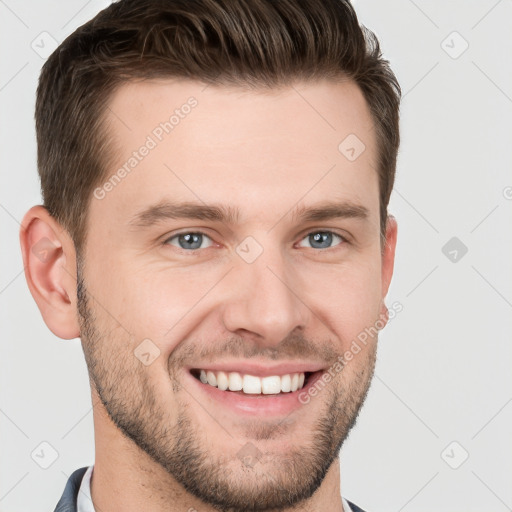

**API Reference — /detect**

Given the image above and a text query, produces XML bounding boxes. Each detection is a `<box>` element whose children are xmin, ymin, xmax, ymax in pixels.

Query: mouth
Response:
<box><xmin>185</xmin><ymin>368</ymin><xmax>324</xmax><ymax>418</ymax></box>
<box><xmin>185</xmin><ymin>363</ymin><xmax>327</xmax><ymax>416</ymax></box>
<box><xmin>190</xmin><ymin>368</ymin><xmax>315</xmax><ymax>396</ymax></box>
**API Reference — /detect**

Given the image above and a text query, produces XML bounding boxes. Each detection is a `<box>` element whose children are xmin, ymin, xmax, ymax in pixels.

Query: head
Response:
<box><xmin>21</xmin><ymin>1</ymin><xmax>400</xmax><ymax>510</ymax></box>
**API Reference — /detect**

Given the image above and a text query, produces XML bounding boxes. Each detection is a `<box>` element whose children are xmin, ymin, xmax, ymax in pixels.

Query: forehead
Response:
<box><xmin>92</xmin><ymin>78</ymin><xmax>379</xmax><ymax>229</ymax></box>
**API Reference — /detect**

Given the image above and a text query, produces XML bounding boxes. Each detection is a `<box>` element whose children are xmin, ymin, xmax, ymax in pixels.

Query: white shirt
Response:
<box><xmin>77</xmin><ymin>465</ymin><xmax>354</xmax><ymax>512</ymax></box>
<box><xmin>76</xmin><ymin>465</ymin><xmax>95</xmax><ymax>512</ymax></box>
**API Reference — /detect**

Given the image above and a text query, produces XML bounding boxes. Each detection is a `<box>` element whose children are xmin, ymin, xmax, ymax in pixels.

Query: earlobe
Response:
<box><xmin>381</xmin><ymin>214</ymin><xmax>398</xmax><ymax>301</ymax></box>
<box><xmin>19</xmin><ymin>205</ymin><xmax>80</xmax><ymax>339</ymax></box>
<box><xmin>379</xmin><ymin>300</ymin><xmax>389</xmax><ymax>327</ymax></box>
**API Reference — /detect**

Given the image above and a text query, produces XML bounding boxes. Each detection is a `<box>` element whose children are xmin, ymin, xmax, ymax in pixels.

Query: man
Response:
<box><xmin>20</xmin><ymin>0</ymin><xmax>400</xmax><ymax>511</ymax></box>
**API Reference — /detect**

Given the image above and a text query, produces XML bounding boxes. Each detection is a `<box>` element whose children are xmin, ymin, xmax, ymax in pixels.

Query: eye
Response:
<box><xmin>297</xmin><ymin>231</ymin><xmax>346</xmax><ymax>250</ymax></box>
<box><xmin>163</xmin><ymin>229</ymin><xmax>347</xmax><ymax>253</ymax></box>
<box><xmin>165</xmin><ymin>231</ymin><xmax>214</xmax><ymax>251</ymax></box>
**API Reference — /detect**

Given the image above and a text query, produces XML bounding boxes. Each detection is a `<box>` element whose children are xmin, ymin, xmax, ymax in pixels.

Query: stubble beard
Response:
<box><xmin>76</xmin><ymin>264</ymin><xmax>377</xmax><ymax>511</ymax></box>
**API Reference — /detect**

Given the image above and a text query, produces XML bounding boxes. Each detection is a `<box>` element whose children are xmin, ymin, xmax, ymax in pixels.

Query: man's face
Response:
<box><xmin>78</xmin><ymin>78</ymin><xmax>393</xmax><ymax>510</ymax></box>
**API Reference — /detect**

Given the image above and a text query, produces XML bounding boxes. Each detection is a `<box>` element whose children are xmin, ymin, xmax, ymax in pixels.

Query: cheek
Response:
<box><xmin>306</xmin><ymin>259</ymin><xmax>382</xmax><ymax>320</ymax></box>
<box><xmin>96</xmin><ymin>264</ymin><xmax>215</xmax><ymax>341</ymax></box>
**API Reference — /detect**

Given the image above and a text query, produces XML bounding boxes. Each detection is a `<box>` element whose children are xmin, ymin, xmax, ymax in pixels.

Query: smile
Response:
<box><xmin>191</xmin><ymin>369</ymin><xmax>310</xmax><ymax>395</ymax></box>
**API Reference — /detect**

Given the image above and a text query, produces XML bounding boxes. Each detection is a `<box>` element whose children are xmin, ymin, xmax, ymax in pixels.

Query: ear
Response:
<box><xmin>19</xmin><ymin>205</ymin><xmax>80</xmax><ymax>339</ymax></box>
<box><xmin>379</xmin><ymin>214</ymin><xmax>398</xmax><ymax>324</ymax></box>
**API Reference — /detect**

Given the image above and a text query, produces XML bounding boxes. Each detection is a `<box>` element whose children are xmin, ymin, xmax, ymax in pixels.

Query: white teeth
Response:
<box><xmin>291</xmin><ymin>373</ymin><xmax>299</xmax><ymax>392</ymax></box>
<box><xmin>261</xmin><ymin>375</ymin><xmax>281</xmax><ymax>394</ymax></box>
<box><xmin>206</xmin><ymin>371</ymin><xmax>217</xmax><ymax>387</ymax></box>
<box><xmin>228</xmin><ymin>372</ymin><xmax>243</xmax><ymax>391</ymax></box>
<box><xmin>243</xmin><ymin>375</ymin><xmax>261</xmax><ymax>394</ymax></box>
<box><xmin>281</xmin><ymin>374</ymin><xmax>291</xmax><ymax>392</ymax></box>
<box><xmin>196</xmin><ymin>369</ymin><xmax>307</xmax><ymax>394</ymax></box>
<box><xmin>217</xmin><ymin>371</ymin><xmax>229</xmax><ymax>391</ymax></box>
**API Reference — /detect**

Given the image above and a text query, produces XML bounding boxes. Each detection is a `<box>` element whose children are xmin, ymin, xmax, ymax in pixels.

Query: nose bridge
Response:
<box><xmin>221</xmin><ymin>239</ymin><xmax>310</xmax><ymax>345</ymax></box>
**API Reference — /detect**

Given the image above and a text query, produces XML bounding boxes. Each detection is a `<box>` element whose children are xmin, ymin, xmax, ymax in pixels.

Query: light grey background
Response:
<box><xmin>1</xmin><ymin>1</ymin><xmax>511</xmax><ymax>511</ymax></box>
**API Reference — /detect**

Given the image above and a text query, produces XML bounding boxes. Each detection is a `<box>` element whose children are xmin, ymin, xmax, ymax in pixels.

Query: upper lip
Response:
<box><xmin>187</xmin><ymin>361</ymin><xmax>327</xmax><ymax>378</ymax></box>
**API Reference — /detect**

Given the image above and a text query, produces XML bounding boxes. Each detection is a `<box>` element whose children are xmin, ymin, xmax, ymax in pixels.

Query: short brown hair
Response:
<box><xmin>36</xmin><ymin>0</ymin><xmax>400</xmax><ymax>254</ymax></box>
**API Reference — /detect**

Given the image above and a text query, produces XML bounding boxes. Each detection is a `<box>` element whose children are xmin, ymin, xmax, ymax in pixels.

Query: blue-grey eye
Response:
<box><xmin>298</xmin><ymin>231</ymin><xmax>344</xmax><ymax>250</ymax></box>
<box><xmin>166</xmin><ymin>232</ymin><xmax>213</xmax><ymax>250</ymax></box>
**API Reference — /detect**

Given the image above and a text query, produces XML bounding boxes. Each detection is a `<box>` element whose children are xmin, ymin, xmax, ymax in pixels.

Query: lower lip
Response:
<box><xmin>185</xmin><ymin>370</ymin><xmax>325</xmax><ymax>416</ymax></box>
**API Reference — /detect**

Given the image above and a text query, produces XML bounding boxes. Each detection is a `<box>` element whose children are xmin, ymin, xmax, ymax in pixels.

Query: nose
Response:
<box><xmin>221</xmin><ymin>244</ymin><xmax>311</xmax><ymax>347</ymax></box>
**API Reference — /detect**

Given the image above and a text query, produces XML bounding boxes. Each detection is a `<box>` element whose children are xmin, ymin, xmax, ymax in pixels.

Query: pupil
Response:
<box><xmin>180</xmin><ymin>233</ymin><xmax>201</xmax><ymax>249</ymax></box>
<box><xmin>311</xmin><ymin>232</ymin><xmax>331</xmax><ymax>249</ymax></box>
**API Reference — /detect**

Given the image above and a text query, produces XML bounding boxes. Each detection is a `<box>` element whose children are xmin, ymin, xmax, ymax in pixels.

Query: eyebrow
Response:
<box><xmin>128</xmin><ymin>199</ymin><xmax>369</xmax><ymax>228</ymax></box>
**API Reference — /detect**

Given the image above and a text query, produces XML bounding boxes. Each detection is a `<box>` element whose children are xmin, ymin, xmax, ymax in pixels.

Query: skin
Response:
<box><xmin>20</xmin><ymin>78</ymin><xmax>397</xmax><ymax>512</ymax></box>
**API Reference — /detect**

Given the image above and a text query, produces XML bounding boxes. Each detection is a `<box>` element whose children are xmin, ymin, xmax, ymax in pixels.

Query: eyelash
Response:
<box><xmin>162</xmin><ymin>230</ymin><xmax>349</xmax><ymax>254</ymax></box>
